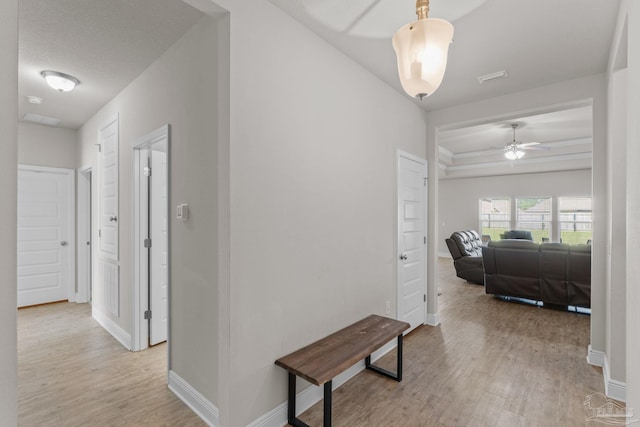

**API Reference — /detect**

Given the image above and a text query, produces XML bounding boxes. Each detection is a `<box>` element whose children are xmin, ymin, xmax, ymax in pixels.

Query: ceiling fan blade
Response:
<box><xmin>518</xmin><ymin>142</ymin><xmax>540</xmax><ymax>147</ymax></box>
<box><xmin>521</xmin><ymin>145</ymin><xmax>550</xmax><ymax>151</ymax></box>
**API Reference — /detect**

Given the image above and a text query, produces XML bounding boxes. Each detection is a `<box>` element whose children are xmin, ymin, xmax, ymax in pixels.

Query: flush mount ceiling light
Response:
<box><xmin>392</xmin><ymin>0</ymin><xmax>454</xmax><ymax>100</ymax></box>
<box><xmin>41</xmin><ymin>70</ymin><xmax>80</xmax><ymax>92</ymax></box>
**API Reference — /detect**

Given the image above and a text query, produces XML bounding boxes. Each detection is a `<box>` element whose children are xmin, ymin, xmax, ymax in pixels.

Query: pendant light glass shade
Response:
<box><xmin>393</xmin><ymin>16</ymin><xmax>454</xmax><ymax>100</ymax></box>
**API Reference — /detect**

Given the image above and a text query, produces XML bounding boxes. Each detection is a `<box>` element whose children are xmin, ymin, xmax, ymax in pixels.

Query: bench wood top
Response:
<box><xmin>275</xmin><ymin>314</ymin><xmax>410</xmax><ymax>386</ymax></box>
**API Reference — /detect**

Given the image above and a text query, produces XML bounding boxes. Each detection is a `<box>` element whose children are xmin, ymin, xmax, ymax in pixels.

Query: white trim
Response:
<box><xmin>587</xmin><ymin>344</ymin><xmax>605</xmax><ymax>367</ymax></box>
<box><xmin>92</xmin><ymin>305</ymin><xmax>131</xmax><ymax>350</ymax></box>
<box><xmin>439</xmin><ymin>251</ymin><xmax>451</xmax><ymax>258</ymax></box>
<box><xmin>77</xmin><ymin>166</ymin><xmax>92</xmax><ymax>303</ymax></box>
<box><xmin>168</xmin><ymin>370</ymin><xmax>219</xmax><ymax>426</ymax></box>
<box><xmin>425</xmin><ymin>313</ymin><xmax>440</xmax><ymax>326</ymax></box>
<box><xmin>248</xmin><ymin>341</ymin><xmax>396</xmax><ymax>427</ymax></box>
<box><xmin>18</xmin><ymin>164</ymin><xmax>76</xmax><ymax>304</ymax></box>
<box><xmin>444</xmin><ymin>152</ymin><xmax>592</xmax><ymax>172</ymax></box>
<box><xmin>603</xmin><ymin>355</ymin><xmax>627</xmax><ymax>402</ymax></box>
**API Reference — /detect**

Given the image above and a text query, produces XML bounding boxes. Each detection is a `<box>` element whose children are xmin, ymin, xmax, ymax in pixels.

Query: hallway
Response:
<box><xmin>18</xmin><ymin>302</ymin><xmax>204</xmax><ymax>426</ymax></box>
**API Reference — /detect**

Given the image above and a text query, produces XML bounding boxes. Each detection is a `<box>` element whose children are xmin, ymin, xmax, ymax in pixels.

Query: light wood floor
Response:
<box><xmin>18</xmin><ymin>302</ymin><xmax>205</xmax><ymax>426</ymax></box>
<box><xmin>295</xmin><ymin>258</ymin><xmax>610</xmax><ymax>427</ymax></box>
<box><xmin>19</xmin><ymin>258</ymin><xmax>611</xmax><ymax>426</ymax></box>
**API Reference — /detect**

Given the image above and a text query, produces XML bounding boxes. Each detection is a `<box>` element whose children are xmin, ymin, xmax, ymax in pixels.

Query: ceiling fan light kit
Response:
<box><xmin>392</xmin><ymin>0</ymin><xmax>454</xmax><ymax>100</ymax></box>
<box><xmin>41</xmin><ymin>70</ymin><xmax>80</xmax><ymax>92</ymax></box>
<box><xmin>503</xmin><ymin>123</ymin><xmax>542</xmax><ymax>160</ymax></box>
<box><xmin>505</xmin><ymin>147</ymin><xmax>525</xmax><ymax>160</ymax></box>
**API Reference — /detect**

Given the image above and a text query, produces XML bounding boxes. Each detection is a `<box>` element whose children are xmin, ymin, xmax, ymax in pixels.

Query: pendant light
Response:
<box><xmin>392</xmin><ymin>0</ymin><xmax>454</xmax><ymax>100</ymax></box>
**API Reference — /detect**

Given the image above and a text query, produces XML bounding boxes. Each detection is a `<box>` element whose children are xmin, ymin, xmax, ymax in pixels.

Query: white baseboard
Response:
<box><xmin>425</xmin><ymin>312</ymin><xmax>440</xmax><ymax>326</ymax></box>
<box><xmin>168</xmin><ymin>370</ymin><xmax>219</xmax><ymax>426</ymax></box>
<box><xmin>587</xmin><ymin>344</ymin><xmax>605</xmax><ymax>367</ymax></box>
<box><xmin>603</xmin><ymin>356</ymin><xmax>627</xmax><ymax>402</ymax></box>
<box><xmin>92</xmin><ymin>306</ymin><xmax>131</xmax><ymax>350</ymax></box>
<box><xmin>248</xmin><ymin>340</ymin><xmax>397</xmax><ymax>427</ymax></box>
<box><xmin>438</xmin><ymin>252</ymin><xmax>451</xmax><ymax>258</ymax></box>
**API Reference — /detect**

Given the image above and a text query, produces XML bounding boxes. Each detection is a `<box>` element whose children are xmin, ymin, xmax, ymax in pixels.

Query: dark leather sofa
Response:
<box><xmin>499</xmin><ymin>230</ymin><xmax>534</xmax><ymax>240</ymax></box>
<box><xmin>482</xmin><ymin>240</ymin><xmax>591</xmax><ymax>308</ymax></box>
<box><xmin>445</xmin><ymin>230</ymin><xmax>484</xmax><ymax>285</ymax></box>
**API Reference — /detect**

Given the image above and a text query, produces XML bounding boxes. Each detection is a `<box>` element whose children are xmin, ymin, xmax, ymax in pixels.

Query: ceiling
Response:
<box><xmin>19</xmin><ymin>0</ymin><xmax>203</xmax><ymax>129</ymax></box>
<box><xmin>268</xmin><ymin>0</ymin><xmax>619</xmax><ymax>179</ymax></box>
<box><xmin>18</xmin><ymin>0</ymin><xmax>619</xmax><ymax>178</ymax></box>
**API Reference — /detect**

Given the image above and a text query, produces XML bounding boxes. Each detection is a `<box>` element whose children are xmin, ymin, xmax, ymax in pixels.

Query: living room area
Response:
<box><xmin>432</xmin><ymin>73</ymin><xmax>628</xmax><ymax>408</ymax></box>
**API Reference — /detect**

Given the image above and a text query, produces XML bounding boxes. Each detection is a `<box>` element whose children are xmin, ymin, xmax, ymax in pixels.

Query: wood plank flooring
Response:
<box><xmin>18</xmin><ymin>302</ymin><xmax>205</xmax><ymax>426</ymax></box>
<box><xmin>19</xmin><ymin>258</ymin><xmax>615</xmax><ymax>426</ymax></box>
<box><xmin>294</xmin><ymin>258</ymin><xmax>612</xmax><ymax>427</ymax></box>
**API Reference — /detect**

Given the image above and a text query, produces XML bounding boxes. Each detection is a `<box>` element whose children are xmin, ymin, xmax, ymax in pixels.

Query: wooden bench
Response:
<box><xmin>275</xmin><ymin>314</ymin><xmax>410</xmax><ymax>427</ymax></box>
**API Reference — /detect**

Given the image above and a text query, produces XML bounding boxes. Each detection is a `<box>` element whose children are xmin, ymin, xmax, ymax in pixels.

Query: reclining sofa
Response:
<box><xmin>482</xmin><ymin>240</ymin><xmax>591</xmax><ymax>308</ymax></box>
<box><xmin>445</xmin><ymin>230</ymin><xmax>484</xmax><ymax>285</ymax></box>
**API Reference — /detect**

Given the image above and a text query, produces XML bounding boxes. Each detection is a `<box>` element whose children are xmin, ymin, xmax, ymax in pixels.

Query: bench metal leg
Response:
<box><xmin>365</xmin><ymin>334</ymin><xmax>403</xmax><ymax>382</ymax></box>
<box><xmin>287</xmin><ymin>373</ymin><xmax>333</xmax><ymax>427</ymax></box>
<box><xmin>323</xmin><ymin>380</ymin><xmax>332</xmax><ymax>427</ymax></box>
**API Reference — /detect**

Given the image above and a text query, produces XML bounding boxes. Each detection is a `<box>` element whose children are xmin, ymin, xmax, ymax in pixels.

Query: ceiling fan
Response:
<box><xmin>502</xmin><ymin>123</ymin><xmax>546</xmax><ymax>160</ymax></box>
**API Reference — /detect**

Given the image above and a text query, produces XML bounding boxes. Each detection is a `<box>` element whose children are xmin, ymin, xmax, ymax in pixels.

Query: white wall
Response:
<box><xmin>425</xmin><ymin>73</ymin><xmax>608</xmax><ymax>374</ymax></box>
<box><xmin>606</xmin><ymin>67</ymin><xmax>626</xmax><ymax>390</ymax></box>
<box><xmin>438</xmin><ymin>169</ymin><xmax>592</xmax><ymax>255</ymax></box>
<box><xmin>77</xmin><ymin>16</ymin><xmax>222</xmax><ymax>403</ymax></box>
<box><xmin>0</xmin><ymin>0</ymin><xmax>18</xmax><ymax>421</ymax></box>
<box><xmin>622</xmin><ymin>0</ymin><xmax>640</xmax><ymax>417</ymax></box>
<box><xmin>207</xmin><ymin>0</ymin><xmax>428</xmax><ymax>425</ymax></box>
<box><xmin>18</xmin><ymin>122</ymin><xmax>77</xmax><ymax>169</ymax></box>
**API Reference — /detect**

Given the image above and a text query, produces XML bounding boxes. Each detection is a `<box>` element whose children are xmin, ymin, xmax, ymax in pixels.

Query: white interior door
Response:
<box><xmin>17</xmin><ymin>166</ymin><xmax>74</xmax><ymax>307</ymax></box>
<box><xmin>149</xmin><ymin>149</ymin><xmax>168</xmax><ymax>345</ymax></box>
<box><xmin>397</xmin><ymin>152</ymin><xmax>427</xmax><ymax>332</ymax></box>
<box><xmin>100</xmin><ymin>116</ymin><xmax>119</xmax><ymax>260</ymax></box>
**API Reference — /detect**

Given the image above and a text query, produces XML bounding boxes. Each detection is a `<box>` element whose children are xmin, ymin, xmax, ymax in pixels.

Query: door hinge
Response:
<box><xmin>143</xmin><ymin>166</ymin><xmax>151</xmax><ymax>177</ymax></box>
<box><xmin>98</xmin><ymin>229</ymin><xmax>102</xmax><ymax>238</ymax></box>
<box><xmin>424</xmin><ymin>294</ymin><xmax>426</xmax><ymax>302</ymax></box>
<box><xmin>144</xmin><ymin>310</ymin><xmax>152</xmax><ymax>320</ymax></box>
<box><xmin>424</xmin><ymin>236</ymin><xmax>427</xmax><ymax>244</ymax></box>
<box><xmin>424</xmin><ymin>177</ymin><xmax>427</xmax><ymax>186</ymax></box>
<box><xmin>144</xmin><ymin>238</ymin><xmax>152</xmax><ymax>248</ymax></box>
<box><xmin>96</xmin><ymin>144</ymin><xmax>102</xmax><ymax>152</ymax></box>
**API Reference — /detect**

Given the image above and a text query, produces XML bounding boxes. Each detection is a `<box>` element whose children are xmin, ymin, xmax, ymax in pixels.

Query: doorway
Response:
<box><xmin>77</xmin><ymin>166</ymin><xmax>92</xmax><ymax>303</ymax></box>
<box><xmin>133</xmin><ymin>125</ymin><xmax>170</xmax><ymax>351</ymax></box>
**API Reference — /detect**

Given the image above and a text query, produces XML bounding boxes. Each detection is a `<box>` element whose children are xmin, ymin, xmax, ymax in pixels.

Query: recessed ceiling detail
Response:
<box><xmin>271</xmin><ymin>0</ymin><xmax>488</xmax><ymax>38</ymax></box>
<box><xmin>437</xmin><ymin>106</ymin><xmax>593</xmax><ymax>179</ymax></box>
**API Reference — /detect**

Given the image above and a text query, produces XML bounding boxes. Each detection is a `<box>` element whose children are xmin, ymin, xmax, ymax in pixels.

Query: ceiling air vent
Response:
<box><xmin>23</xmin><ymin>113</ymin><xmax>60</xmax><ymax>127</ymax></box>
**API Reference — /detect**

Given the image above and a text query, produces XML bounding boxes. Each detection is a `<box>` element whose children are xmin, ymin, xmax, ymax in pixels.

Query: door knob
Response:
<box><xmin>110</xmin><ymin>216</ymin><xmax>118</xmax><ymax>222</ymax></box>
<box><xmin>400</xmin><ymin>253</ymin><xmax>408</xmax><ymax>260</ymax></box>
<box><xmin>61</xmin><ymin>241</ymin><xmax>68</xmax><ymax>246</ymax></box>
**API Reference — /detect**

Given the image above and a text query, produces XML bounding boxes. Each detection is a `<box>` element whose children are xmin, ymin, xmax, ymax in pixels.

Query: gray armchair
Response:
<box><xmin>445</xmin><ymin>230</ymin><xmax>484</xmax><ymax>285</ymax></box>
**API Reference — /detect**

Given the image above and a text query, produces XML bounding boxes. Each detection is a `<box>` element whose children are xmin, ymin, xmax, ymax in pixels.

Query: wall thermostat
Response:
<box><xmin>176</xmin><ymin>204</ymin><xmax>189</xmax><ymax>220</ymax></box>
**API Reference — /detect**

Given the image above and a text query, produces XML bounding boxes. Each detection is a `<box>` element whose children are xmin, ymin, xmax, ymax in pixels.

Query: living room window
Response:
<box><xmin>479</xmin><ymin>198</ymin><xmax>511</xmax><ymax>241</ymax></box>
<box><xmin>558</xmin><ymin>197</ymin><xmax>592</xmax><ymax>244</ymax></box>
<box><xmin>516</xmin><ymin>197</ymin><xmax>552</xmax><ymax>242</ymax></box>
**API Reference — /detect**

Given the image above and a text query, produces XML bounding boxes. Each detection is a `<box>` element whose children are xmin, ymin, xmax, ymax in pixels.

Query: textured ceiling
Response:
<box><xmin>19</xmin><ymin>0</ymin><xmax>204</xmax><ymax>129</ymax></box>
